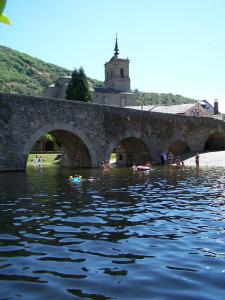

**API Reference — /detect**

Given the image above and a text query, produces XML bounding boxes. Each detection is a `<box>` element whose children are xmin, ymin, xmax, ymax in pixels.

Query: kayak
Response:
<box><xmin>137</xmin><ymin>165</ymin><xmax>151</xmax><ymax>170</ymax></box>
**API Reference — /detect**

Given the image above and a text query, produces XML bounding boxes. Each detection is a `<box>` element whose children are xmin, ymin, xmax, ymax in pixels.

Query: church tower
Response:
<box><xmin>104</xmin><ymin>38</ymin><xmax>131</xmax><ymax>92</ymax></box>
<box><xmin>93</xmin><ymin>38</ymin><xmax>136</xmax><ymax>107</ymax></box>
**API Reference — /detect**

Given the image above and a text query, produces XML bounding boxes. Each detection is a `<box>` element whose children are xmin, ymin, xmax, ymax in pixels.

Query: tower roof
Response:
<box><xmin>114</xmin><ymin>37</ymin><xmax>119</xmax><ymax>57</ymax></box>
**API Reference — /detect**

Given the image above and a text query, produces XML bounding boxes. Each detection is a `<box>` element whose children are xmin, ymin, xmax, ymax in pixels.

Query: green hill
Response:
<box><xmin>134</xmin><ymin>89</ymin><xmax>196</xmax><ymax>106</ymax></box>
<box><xmin>0</xmin><ymin>45</ymin><xmax>102</xmax><ymax>96</ymax></box>
<box><xmin>0</xmin><ymin>44</ymin><xmax>196</xmax><ymax>105</ymax></box>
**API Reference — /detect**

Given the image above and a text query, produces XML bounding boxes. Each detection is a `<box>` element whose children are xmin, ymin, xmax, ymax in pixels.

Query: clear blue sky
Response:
<box><xmin>2</xmin><ymin>0</ymin><xmax>225</xmax><ymax>111</ymax></box>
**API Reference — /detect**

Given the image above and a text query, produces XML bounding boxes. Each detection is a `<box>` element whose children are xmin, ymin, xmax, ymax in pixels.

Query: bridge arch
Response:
<box><xmin>23</xmin><ymin>123</ymin><xmax>99</xmax><ymax>168</ymax></box>
<box><xmin>168</xmin><ymin>140</ymin><xmax>191</xmax><ymax>156</ymax></box>
<box><xmin>106</xmin><ymin>135</ymin><xmax>151</xmax><ymax>166</ymax></box>
<box><xmin>204</xmin><ymin>131</ymin><xmax>225</xmax><ymax>151</ymax></box>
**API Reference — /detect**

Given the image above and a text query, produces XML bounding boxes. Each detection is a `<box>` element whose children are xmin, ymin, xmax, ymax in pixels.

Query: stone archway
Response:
<box><xmin>107</xmin><ymin>136</ymin><xmax>151</xmax><ymax>166</ymax></box>
<box><xmin>204</xmin><ymin>132</ymin><xmax>225</xmax><ymax>151</ymax></box>
<box><xmin>23</xmin><ymin>124</ymin><xmax>99</xmax><ymax>168</ymax></box>
<box><xmin>50</xmin><ymin>130</ymin><xmax>92</xmax><ymax>167</ymax></box>
<box><xmin>168</xmin><ymin>140</ymin><xmax>190</xmax><ymax>156</ymax></box>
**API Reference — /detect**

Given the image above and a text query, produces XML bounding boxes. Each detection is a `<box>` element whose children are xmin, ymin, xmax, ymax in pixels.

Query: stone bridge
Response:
<box><xmin>1</xmin><ymin>92</ymin><xmax>225</xmax><ymax>171</ymax></box>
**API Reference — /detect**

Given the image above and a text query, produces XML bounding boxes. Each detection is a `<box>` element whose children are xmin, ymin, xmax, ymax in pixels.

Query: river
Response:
<box><xmin>0</xmin><ymin>165</ymin><xmax>225</xmax><ymax>299</ymax></box>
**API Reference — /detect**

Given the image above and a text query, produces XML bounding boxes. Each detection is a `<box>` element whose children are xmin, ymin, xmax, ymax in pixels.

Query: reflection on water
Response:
<box><xmin>1</xmin><ymin>165</ymin><xmax>225</xmax><ymax>299</ymax></box>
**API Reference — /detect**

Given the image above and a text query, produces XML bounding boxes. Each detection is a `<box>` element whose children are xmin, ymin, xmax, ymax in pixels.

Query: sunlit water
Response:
<box><xmin>1</xmin><ymin>165</ymin><xmax>225</xmax><ymax>299</ymax></box>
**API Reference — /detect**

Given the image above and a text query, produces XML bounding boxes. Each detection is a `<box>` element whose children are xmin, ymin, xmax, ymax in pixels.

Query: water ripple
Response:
<box><xmin>1</xmin><ymin>167</ymin><xmax>225</xmax><ymax>299</ymax></box>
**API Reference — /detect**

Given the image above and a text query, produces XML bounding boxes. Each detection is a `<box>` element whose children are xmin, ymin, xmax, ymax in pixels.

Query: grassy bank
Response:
<box><xmin>27</xmin><ymin>153</ymin><xmax>59</xmax><ymax>165</ymax></box>
<box><xmin>28</xmin><ymin>152</ymin><xmax>116</xmax><ymax>166</ymax></box>
<box><xmin>110</xmin><ymin>152</ymin><xmax>116</xmax><ymax>162</ymax></box>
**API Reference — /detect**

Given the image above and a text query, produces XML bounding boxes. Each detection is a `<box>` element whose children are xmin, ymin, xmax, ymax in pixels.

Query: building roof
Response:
<box><xmin>94</xmin><ymin>87</ymin><xmax>116</xmax><ymax>93</ymax></box>
<box><xmin>198</xmin><ymin>99</ymin><xmax>214</xmax><ymax>114</ymax></box>
<box><xmin>125</xmin><ymin>103</ymin><xmax>196</xmax><ymax>114</ymax></box>
<box><xmin>151</xmin><ymin>103</ymin><xmax>196</xmax><ymax>114</ymax></box>
<box><xmin>94</xmin><ymin>88</ymin><xmax>134</xmax><ymax>96</ymax></box>
<box><xmin>125</xmin><ymin>105</ymin><xmax>155</xmax><ymax>111</ymax></box>
<box><xmin>60</xmin><ymin>75</ymin><xmax>72</xmax><ymax>78</ymax></box>
<box><xmin>114</xmin><ymin>37</ymin><xmax>119</xmax><ymax>57</ymax></box>
<box><xmin>119</xmin><ymin>92</ymin><xmax>134</xmax><ymax>95</ymax></box>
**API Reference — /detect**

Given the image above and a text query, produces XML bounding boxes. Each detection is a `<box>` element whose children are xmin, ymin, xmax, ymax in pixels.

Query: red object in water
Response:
<box><xmin>137</xmin><ymin>165</ymin><xmax>151</xmax><ymax>170</ymax></box>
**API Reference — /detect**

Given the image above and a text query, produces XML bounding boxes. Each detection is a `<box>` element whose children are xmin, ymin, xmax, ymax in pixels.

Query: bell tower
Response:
<box><xmin>104</xmin><ymin>38</ymin><xmax>131</xmax><ymax>92</ymax></box>
<box><xmin>92</xmin><ymin>37</ymin><xmax>136</xmax><ymax>107</ymax></box>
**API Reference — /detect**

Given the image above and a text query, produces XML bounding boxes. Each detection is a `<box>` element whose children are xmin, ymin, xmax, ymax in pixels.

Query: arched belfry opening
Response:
<box><xmin>168</xmin><ymin>141</ymin><xmax>190</xmax><ymax>156</ymax></box>
<box><xmin>26</xmin><ymin>130</ymin><xmax>92</xmax><ymax>168</ymax></box>
<box><xmin>204</xmin><ymin>132</ymin><xmax>225</xmax><ymax>151</ymax></box>
<box><xmin>110</xmin><ymin>137</ymin><xmax>151</xmax><ymax>167</ymax></box>
<box><xmin>120</xmin><ymin>68</ymin><xmax>124</xmax><ymax>78</ymax></box>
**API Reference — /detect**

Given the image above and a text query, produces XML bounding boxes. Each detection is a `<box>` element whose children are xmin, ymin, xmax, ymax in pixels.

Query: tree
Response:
<box><xmin>66</xmin><ymin>67</ymin><xmax>92</xmax><ymax>102</ymax></box>
<box><xmin>0</xmin><ymin>0</ymin><xmax>10</xmax><ymax>25</ymax></box>
<box><xmin>42</xmin><ymin>133</ymin><xmax>55</xmax><ymax>142</ymax></box>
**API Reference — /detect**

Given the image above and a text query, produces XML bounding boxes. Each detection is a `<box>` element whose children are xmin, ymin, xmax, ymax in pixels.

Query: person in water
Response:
<box><xmin>104</xmin><ymin>160</ymin><xmax>110</xmax><ymax>169</ymax></box>
<box><xmin>100</xmin><ymin>161</ymin><xmax>104</xmax><ymax>168</ymax></box>
<box><xmin>167</xmin><ymin>151</ymin><xmax>174</xmax><ymax>167</ymax></box>
<box><xmin>68</xmin><ymin>174</ymin><xmax>82</xmax><ymax>181</ymax></box>
<box><xmin>175</xmin><ymin>155</ymin><xmax>181</xmax><ymax>168</ymax></box>
<box><xmin>132</xmin><ymin>163</ymin><xmax>137</xmax><ymax>170</ymax></box>
<box><xmin>100</xmin><ymin>160</ymin><xmax>111</xmax><ymax>170</ymax></box>
<box><xmin>144</xmin><ymin>161</ymin><xmax>152</xmax><ymax>168</ymax></box>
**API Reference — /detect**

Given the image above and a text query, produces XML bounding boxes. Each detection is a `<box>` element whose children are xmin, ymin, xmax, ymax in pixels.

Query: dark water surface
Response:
<box><xmin>1</xmin><ymin>165</ymin><xmax>225</xmax><ymax>299</ymax></box>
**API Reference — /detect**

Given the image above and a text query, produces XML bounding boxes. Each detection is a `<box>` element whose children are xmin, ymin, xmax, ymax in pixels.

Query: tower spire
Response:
<box><xmin>114</xmin><ymin>34</ymin><xmax>119</xmax><ymax>57</ymax></box>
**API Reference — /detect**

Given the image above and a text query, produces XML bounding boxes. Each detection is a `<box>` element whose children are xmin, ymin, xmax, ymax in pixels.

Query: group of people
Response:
<box><xmin>161</xmin><ymin>151</ymin><xmax>184</xmax><ymax>168</ymax></box>
<box><xmin>161</xmin><ymin>151</ymin><xmax>200</xmax><ymax>169</ymax></box>
<box><xmin>31</xmin><ymin>155</ymin><xmax>46</xmax><ymax>164</ymax></box>
<box><xmin>168</xmin><ymin>152</ymin><xmax>184</xmax><ymax>169</ymax></box>
<box><xmin>100</xmin><ymin>160</ymin><xmax>111</xmax><ymax>170</ymax></box>
<box><xmin>99</xmin><ymin>151</ymin><xmax>200</xmax><ymax>171</ymax></box>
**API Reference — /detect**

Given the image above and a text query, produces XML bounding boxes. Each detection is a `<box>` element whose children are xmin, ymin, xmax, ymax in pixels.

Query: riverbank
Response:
<box><xmin>27</xmin><ymin>151</ymin><xmax>225</xmax><ymax>167</ymax></box>
<box><xmin>184</xmin><ymin>151</ymin><xmax>225</xmax><ymax>166</ymax></box>
<box><xmin>27</xmin><ymin>153</ymin><xmax>58</xmax><ymax>165</ymax></box>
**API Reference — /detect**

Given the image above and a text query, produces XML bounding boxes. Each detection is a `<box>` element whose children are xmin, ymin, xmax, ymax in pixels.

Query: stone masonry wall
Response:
<box><xmin>0</xmin><ymin>92</ymin><xmax>225</xmax><ymax>171</ymax></box>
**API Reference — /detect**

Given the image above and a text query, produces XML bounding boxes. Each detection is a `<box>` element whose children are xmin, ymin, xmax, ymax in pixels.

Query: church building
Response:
<box><xmin>43</xmin><ymin>39</ymin><xmax>136</xmax><ymax>107</ymax></box>
<box><xmin>93</xmin><ymin>38</ymin><xmax>136</xmax><ymax>107</ymax></box>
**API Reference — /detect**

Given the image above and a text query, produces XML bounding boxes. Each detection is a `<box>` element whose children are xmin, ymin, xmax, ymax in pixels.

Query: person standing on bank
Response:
<box><xmin>175</xmin><ymin>155</ymin><xmax>181</xmax><ymax>168</ymax></box>
<box><xmin>195</xmin><ymin>153</ymin><xmax>200</xmax><ymax>170</ymax></box>
<box><xmin>160</xmin><ymin>151</ymin><xmax>167</xmax><ymax>165</ymax></box>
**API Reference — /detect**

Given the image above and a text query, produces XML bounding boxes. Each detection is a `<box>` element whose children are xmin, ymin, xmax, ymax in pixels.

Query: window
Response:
<box><xmin>120</xmin><ymin>68</ymin><xmax>124</xmax><ymax>78</ymax></box>
<box><xmin>191</xmin><ymin>108</ymin><xmax>201</xmax><ymax>117</ymax></box>
<box><xmin>121</xmin><ymin>97</ymin><xmax>126</xmax><ymax>107</ymax></box>
<box><xmin>103</xmin><ymin>96</ymin><xmax>108</xmax><ymax>104</ymax></box>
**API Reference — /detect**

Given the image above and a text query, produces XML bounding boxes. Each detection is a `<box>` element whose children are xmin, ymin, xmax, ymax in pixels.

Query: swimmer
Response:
<box><xmin>131</xmin><ymin>163</ymin><xmax>137</xmax><ymax>170</ymax></box>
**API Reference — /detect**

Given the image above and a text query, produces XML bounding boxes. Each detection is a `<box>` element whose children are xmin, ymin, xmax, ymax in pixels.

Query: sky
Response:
<box><xmin>1</xmin><ymin>0</ymin><xmax>225</xmax><ymax>111</ymax></box>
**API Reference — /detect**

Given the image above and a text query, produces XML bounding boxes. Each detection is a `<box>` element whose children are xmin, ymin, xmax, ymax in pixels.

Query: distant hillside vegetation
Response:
<box><xmin>134</xmin><ymin>89</ymin><xmax>196</xmax><ymax>106</ymax></box>
<box><xmin>0</xmin><ymin>45</ymin><xmax>102</xmax><ymax>96</ymax></box>
<box><xmin>0</xmin><ymin>44</ymin><xmax>196</xmax><ymax>105</ymax></box>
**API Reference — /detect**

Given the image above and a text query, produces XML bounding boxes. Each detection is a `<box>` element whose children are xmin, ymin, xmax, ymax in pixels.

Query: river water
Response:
<box><xmin>1</xmin><ymin>165</ymin><xmax>225</xmax><ymax>299</ymax></box>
